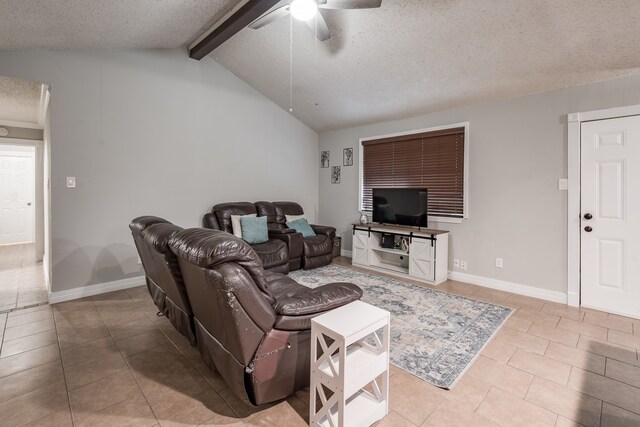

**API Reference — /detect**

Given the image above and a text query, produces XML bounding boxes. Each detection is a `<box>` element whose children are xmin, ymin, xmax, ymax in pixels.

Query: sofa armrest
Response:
<box><xmin>273</xmin><ymin>282</ymin><xmax>362</xmax><ymax>316</ymax></box>
<box><xmin>202</xmin><ymin>212</ymin><xmax>220</xmax><ymax>229</ymax></box>
<box><xmin>311</xmin><ymin>224</ymin><xmax>336</xmax><ymax>240</ymax></box>
<box><xmin>269</xmin><ymin>228</ymin><xmax>303</xmax><ymax>259</ymax></box>
<box><xmin>268</xmin><ymin>225</ymin><xmax>297</xmax><ymax>235</ymax></box>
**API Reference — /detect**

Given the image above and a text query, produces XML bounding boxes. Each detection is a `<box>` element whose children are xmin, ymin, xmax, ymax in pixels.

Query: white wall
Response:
<box><xmin>318</xmin><ymin>74</ymin><xmax>640</xmax><ymax>295</ymax></box>
<box><xmin>0</xmin><ymin>49</ymin><xmax>318</xmax><ymax>292</ymax></box>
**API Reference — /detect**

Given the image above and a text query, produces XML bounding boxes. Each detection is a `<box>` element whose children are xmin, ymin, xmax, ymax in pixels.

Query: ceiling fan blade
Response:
<box><xmin>248</xmin><ymin>4</ymin><xmax>289</xmax><ymax>29</ymax></box>
<box><xmin>319</xmin><ymin>0</ymin><xmax>382</xmax><ymax>9</ymax></box>
<box><xmin>306</xmin><ymin>11</ymin><xmax>331</xmax><ymax>41</ymax></box>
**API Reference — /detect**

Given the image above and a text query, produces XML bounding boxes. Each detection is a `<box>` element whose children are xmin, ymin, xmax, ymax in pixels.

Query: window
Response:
<box><xmin>361</xmin><ymin>124</ymin><xmax>467</xmax><ymax>219</ymax></box>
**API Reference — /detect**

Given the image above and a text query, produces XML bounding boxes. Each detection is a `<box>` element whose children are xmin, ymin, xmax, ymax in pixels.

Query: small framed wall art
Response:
<box><xmin>331</xmin><ymin>166</ymin><xmax>341</xmax><ymax>184</ymax></box>
<box><xmin>343</xmin><ymin>148</ymin><xmax>353</xmax><ymax>166</ymax></box>
<box><xmin>321</xmin><ymin>151</ymin><xmax>330</xmax><ymax>168</ymax></box>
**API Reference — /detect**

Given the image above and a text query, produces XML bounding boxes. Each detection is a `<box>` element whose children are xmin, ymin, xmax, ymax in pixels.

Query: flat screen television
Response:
<box><xmin>372</xmin><ymin>188</ymin><xmax>428</xmax><ymax>227</ymax></box>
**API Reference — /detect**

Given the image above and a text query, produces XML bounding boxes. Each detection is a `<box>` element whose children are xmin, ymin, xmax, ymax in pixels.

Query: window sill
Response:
<box><xmin>429</xmin><ymin>216</ymin><xmax>464</xmax><ymax>224</ymax></box>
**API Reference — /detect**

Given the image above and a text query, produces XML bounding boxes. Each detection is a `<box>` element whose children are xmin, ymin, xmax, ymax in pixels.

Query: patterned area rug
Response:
<box><xmin>289</xmin><ymin>264</ymin><xmax>512</xmax><ymax>389</ymax></box>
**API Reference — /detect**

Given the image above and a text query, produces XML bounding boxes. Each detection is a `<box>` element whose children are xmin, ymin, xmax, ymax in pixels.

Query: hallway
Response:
<box><xmin>0</xmin><ymin>243</ymin><xmax>47</xmax><ymax>313</ymax></box>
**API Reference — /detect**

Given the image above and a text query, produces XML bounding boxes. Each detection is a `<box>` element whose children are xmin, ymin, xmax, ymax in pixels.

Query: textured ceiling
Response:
<box><xmin>0</xmin><ymin>0</ymin><xmax>239</xmax><ymax>50</ymax></box>
<box><xmin>212</xmin><ymin>0</ymin><xmax>640</xmax><ymax>131</ymax></box>
<box><xmin>0</xmin><ymin>76</ymin><xmax>43</xmax><ymax>125</ymax></box>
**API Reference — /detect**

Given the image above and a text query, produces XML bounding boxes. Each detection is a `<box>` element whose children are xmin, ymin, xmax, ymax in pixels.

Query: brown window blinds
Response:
<box><xmin>362</xmin><ymin>127</ymin><xmax>465</xmax><ymax>217</ymax></box>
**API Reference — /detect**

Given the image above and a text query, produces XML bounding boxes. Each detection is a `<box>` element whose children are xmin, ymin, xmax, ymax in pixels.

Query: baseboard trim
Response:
<box><xmin>340</xmin><ymin>249</ymin><xmax>353</xmax><ymax>258</ymax></box>
<box><xmin>448</xmin><ymin>271</ymin><xmax>567</xmax><ymax>304</ymax></box>
<box><xmin>48</xmin><ymin>276</ymin><xmax>146</xmax><ymax>304</ymax></box>
<box><xmin>567</xmin><ymin>291</ymin><xmax>580</xmax><ymax>307</ymax></box>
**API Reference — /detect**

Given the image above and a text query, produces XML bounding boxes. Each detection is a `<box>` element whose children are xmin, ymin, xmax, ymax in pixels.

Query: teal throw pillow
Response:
<box><xmin>240</xmin><ymin>216</ymin><xmax>269</xmax><ymax>244</ymax></box>
<box><xmin>286</xmin><ymin>218</ymin><xmax>316</xmax><ymax>237</ymax></box>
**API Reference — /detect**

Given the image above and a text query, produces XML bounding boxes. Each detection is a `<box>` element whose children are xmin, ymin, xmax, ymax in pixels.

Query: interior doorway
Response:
<box><xmin>0</xmin><ymin>145</ymin><xmax>35</xmax><ymax>245</ymax></box>
<box><xmin>0</xmin><ymin>75</ymin><xmax>51</xmax><ymax>312</ymax></box>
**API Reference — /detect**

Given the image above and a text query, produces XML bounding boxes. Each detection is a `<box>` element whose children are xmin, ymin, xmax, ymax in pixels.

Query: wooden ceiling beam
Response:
<box><xmin>189</xmin><ymin>0</ymin><xmax>281</xmax><ymax>60</ymax></box>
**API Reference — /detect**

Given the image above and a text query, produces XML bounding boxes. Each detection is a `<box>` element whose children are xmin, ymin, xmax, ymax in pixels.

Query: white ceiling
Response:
<box><xmin>211</xmin><ymin>0</ymin><xmax>640</xmax><ymax>131</ymax></box>
<box><xmin>0</xmin><ymin>0</ymin><xmax>239</xmax><ymax>50</ymax></box>
<box><xmin>0</xmin><ymin>76</ymin><xmax>44</xmax><ymax>125</ymax></box>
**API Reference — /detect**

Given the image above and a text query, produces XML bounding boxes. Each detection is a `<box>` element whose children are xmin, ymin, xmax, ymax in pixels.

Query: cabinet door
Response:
<box><xmin>352</xmin><ymin>230</ymin><xmax>370</xmax><ymax>265</ymax></box>
<box><xmin>409</xmin><ymin>239</ymin><xmax>434</xmax><ymax>281</ymax></box>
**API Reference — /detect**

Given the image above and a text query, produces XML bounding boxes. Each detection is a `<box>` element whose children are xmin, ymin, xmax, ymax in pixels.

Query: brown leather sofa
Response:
<box><xmin>269</xmin><ymin>201</ymin><xmax>335</xmax><ymax>270</ymax></box>
<box><xmin>204</xmin><ymin>201</ymin><xmax>335</xmax><ymax>271</ymax></box>
<box><xmin>129</xmin><ymin>217</ymin><xmax>196</xmax><ymax>345</ymax></box>
<box><xmin>169</xmin><ymin>228</ymin><xmax>363</xmax><ymax>405</ymax></box>
<box><xmin>203</xmin><ymin>202</ymin><xmax>290</xmax><ymax>274</ymax></box>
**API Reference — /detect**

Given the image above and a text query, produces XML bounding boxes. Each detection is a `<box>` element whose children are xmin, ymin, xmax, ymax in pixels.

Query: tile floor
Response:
<box><xmin>0</xmin><ymin>243</ymin><xmax>48</xmax><ymax>313</ymax></box>
<box><xmin>0</xmin><ymin>257</ymin><xmax>639</xmax><ymax>426</ymax></box>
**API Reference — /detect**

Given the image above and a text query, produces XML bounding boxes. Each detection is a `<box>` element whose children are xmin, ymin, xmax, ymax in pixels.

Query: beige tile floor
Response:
<box><xmin>0</xmin><ymin>243</ymin><xmax>48</xmax><ymax>313</ymax></box>
<box><xmin>0</xmin><ymin>256</ymin><xmax>640</xmax><ymax>426</ymax></box>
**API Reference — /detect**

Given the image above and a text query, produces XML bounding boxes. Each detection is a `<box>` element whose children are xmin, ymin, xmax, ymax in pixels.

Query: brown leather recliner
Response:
<box><xmin>255</xmin><ymin>201</ymin><xmax>303</xmax><ymax>271</ymax></box>
<box><xmin>203</xmin><ymin>202</ymin><xmax>290</xmax><ymax>274</ymax></box>
<box><xmin>129</xmin><ymin>217</ymin><xmax>196</xmax><ymax>345</ymax></box>
<box><xmin>169</xmin><ymin>228</ymin><xmax>363</xmax><ymax>406</ymax></box>
<box><xmin>129</xmin><ymin>216</ymin><xmax>173</xmax><ymax>312</ymax></box>
<box><xmin>271</xmin><ymin>201</ymin><xmax>336</xmax><ymax>269</ymax></box>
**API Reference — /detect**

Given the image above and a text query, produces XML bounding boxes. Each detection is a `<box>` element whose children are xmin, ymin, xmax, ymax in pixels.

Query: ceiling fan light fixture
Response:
<box><xmin>290</xmin><ymin>0</ymin><xmax>317</xmax><ymax>21</ymax></box>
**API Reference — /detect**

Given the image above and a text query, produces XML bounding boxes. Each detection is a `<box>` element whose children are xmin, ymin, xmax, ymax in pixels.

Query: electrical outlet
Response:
<box><xmin>460</xmin><ymin>260</ymin><xmax>467</xmax><ymax>271</ymax></box>
<box><xmin>66</xmin><ymin>176</ymin><xmax>76</xmax><ymax>188</ymax></box>
<box><xmin>496</xmin><ymin>258</ymin><xmax>503</xmax><ymax>268</ymax></box>
<box><xmin>453</xmin><ymin>259</ymin><xmax>460</xmax><ymax>269</ymax></box>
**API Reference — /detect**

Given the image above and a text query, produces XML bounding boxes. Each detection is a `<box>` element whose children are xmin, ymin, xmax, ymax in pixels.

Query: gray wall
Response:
<box><xmin>0</xmin><ymin>49</ymin><xmax>318</xmax><ymax>292</ymax></box>
<box><xmin>319</xmin><ymin>74</ymin><xmax>640</xmax><ymax>294</ymax></box>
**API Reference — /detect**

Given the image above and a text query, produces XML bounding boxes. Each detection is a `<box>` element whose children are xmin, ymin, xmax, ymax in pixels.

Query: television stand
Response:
<box><xmin>351</xmin><ymin>223</ymin><xmax>449</xmax><ymax>285</ymax></box>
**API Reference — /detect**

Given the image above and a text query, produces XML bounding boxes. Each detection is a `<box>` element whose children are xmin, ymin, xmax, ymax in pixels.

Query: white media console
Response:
<box><xmin>351</xmin><ymin>223</ymin><xmax>449</xmax><ymax>285</ymax></box>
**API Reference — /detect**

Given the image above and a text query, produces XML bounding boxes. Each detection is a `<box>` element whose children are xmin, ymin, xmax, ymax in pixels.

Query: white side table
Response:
<box><xmin>310</xmin><ymin>301</ymin><xmax>390</xmax><ymax>427</ymax></box>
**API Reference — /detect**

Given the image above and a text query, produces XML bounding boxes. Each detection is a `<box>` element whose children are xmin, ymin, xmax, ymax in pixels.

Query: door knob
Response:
<box><xmin>583</xmin><ymin>213</ymin><xmax>593</xmax><ymax>220</ymax></box>
<box><xmin>584</xmin><ymin>226</ymin><xmax>593</xmax><ymax>232</ymax></box>
<box><xmin>26</xmin><ymin>202</ymin><xmax>31</xmax><ymax>206</ymax></box>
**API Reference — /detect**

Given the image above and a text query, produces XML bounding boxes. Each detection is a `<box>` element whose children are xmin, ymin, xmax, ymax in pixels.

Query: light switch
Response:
<box><xmin>66</xmin><ymin>177</ymin><xmax>76</xmax><ymax>188</ymax></box>
<box><xmin>558</xmin><ymin>178</ymin><xmax>568</xmax><ymax>191</ymax></box>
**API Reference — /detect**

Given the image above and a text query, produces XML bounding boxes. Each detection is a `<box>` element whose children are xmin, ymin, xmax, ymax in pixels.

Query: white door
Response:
<box><xmin>0</xmin><ymin>147</ymin><xmax>35</xmax><ymax>245</ymax></box>
<box><xmin>581</xmin><ymin>115</ymin><xmax>640</xmax><ymax>318</ymax></box>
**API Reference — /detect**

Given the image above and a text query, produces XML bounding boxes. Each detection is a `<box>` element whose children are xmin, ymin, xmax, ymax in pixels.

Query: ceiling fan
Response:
<box><xmin>248</xmin><ymin>0</ymin><xmax>382</xmax><ymax>41</ymax></box>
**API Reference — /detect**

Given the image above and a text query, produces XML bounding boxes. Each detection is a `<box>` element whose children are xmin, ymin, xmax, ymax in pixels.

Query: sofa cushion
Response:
<box><xmin>241</xmin><ymin>216</ymin><xmax>269</xmax><ymax>244</ymax></box>
<box><xmin>141</xmin><ymin>223</ymin><xmax>183</xmax><ymax>254</ymax></box>
<box><xmin>129</xmin><ymin>216</ymin><xmax>169</xmax><ymax>234</ymax></box>
<box><xmin>251</xmin><ymin>239</ymin><xmax>288</xmax><ymax>269</ymax></box>
<box><xmin>212</xmin><ymin>202</ymin><xmax>257</xmax><ymax>233</ymax></box>
<box><xmin>285</xmin><ymin>214</ymin><xmax>306</xmax><ymax>223</ymax></box>
<box><xmin>231</xmin><ymin>213</ymin><xmax>256</xmax><ymax>238</ymax></box>
<box><xmin>267</xmin><ymin>274</ymin><xmax>363</xmax><ymax>329</ymax></box>
<box><xmin>254</xmin><ymin>201</ymin><xmax>278</xmax><ymax>224</ymax></box>
<box><xmin>303</xmin><ymin>235</ymin><xmax>332</xmax><ymax>257</ymax></box>
<box><xmin>273</xmin><ymin>201</ymin><xmax>304</xmax><ymax>224</ymax></box>
<box><xmin>169</xmin><ymin>228</ymin><xmax>272</xmax><ymax>296</ymax></box>
<box><xmin>286</xmin><ymin>218</ymin><xmax>316</xmax><ymax>238</ymax></box>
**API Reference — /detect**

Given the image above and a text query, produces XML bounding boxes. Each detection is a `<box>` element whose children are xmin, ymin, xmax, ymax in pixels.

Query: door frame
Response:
<box><xmin>567</xmin><ymin>104</ymin><xmax>640</xmax><ymax>307</ymax></box>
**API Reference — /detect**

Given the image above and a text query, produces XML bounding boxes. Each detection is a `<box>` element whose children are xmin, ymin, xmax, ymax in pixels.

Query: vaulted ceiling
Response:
<box><xmin>1</xmin><ymin>1</ymin><xmax>639</xmax><ymax>132</ymax></box>
<box><xmin>0</xmin><ymin>0</ymin><xmax>238</xmax><ymax>50</ymax></box>
<box><xmin>211</xmin><ymin>0</ymin><xmax>640</xmax><ymax>131</ymax></box>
